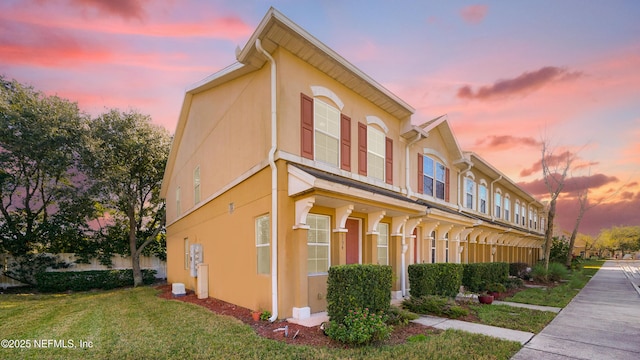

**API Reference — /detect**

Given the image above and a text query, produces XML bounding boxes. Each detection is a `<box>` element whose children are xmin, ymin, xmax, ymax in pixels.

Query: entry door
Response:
<box><xmin>345</xmin><ymin>218</ymin><xmax>360</xmax><ymax>264</ymax></box>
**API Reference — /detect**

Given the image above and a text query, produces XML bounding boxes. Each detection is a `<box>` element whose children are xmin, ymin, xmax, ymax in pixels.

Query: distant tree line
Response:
<box><xmin>0</xmin><ymin>76</ymin><xmax>170</xmax><ymax>286</ymax></box>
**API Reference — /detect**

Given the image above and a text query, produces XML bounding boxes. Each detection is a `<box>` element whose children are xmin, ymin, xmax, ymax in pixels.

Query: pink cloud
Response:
<box><xmin>70</xmin><ymin>0</ymin><xmax>148</xmax><ymax>20</ymax></box>
<box><xmin>519</xmin><ymin>150</ymin><xmax>575</xmax><ymax>177</ymax></box>
<box><xmin>474</xmin><ymin>135</ymin><xmax>541</xmax><ymax>151</ymax></box>
<box><xmin>457</xmin><ymin>66</ymin><xmax>584</xmax><ymax>101</ymax></box>
<box><xmin>555</xmin><ymin>195</ymin><xmax>640</xmax><ymax>236</ymax></box>
<box><xmin>460</xmin><ymin>5</ymin><xmax>488</xmax><ymax>24</ymax></box>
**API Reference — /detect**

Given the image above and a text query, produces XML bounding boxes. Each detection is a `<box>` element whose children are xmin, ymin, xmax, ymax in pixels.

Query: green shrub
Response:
<box><xmin>259</xmin><ymin>310</ymin><xmax>271</xmax><ymax>321</ymax></box>
<box><xmin>509</xmin><ymin>262</ymin><xmax>530</xmax><ymax>279</ymax></box>
<box><xmin>462</xmin><ymin>262</ymin><xmax>509</xmax><ymax>292</ymax></box>
<box><xmin>486</xmin><ymin>282</ymin><xmax>507</xmax><ymax>293</ymax></box>
<box><xmin>504</xmin><ymin>277</ymin><xmax>524</xmax><ymax>289</ymax></box>
<box><xmin>408</xmin><ymin>263</ymin><xmax>463</xmax><ymax>298</ymax></box>
<box><xmin>402</xmin><ymin>295</ymin><xmax>468</xmax><ymax>318</ymax></box>
<box><xmin>531</xmin><ymin>263</ymin><xmax>548</xmax><ymax>282</ymax></box>
<box><xmin>386</xmin><ymin>306</ymin><xmax>419</xmax><ymax>326</ymax></box>
<box><xmin>547</xmin><ymin>262</ymin><xmax>569</xmax><ymax>282</ymax></box>
<box><xmin>325</xmin><ymin>307</ymin><xmax>392</xmax><ymax>345</ymax></box>
<box><xmin>35</xmin><ymin>269</ymin><xmax>156</xmax><ymax>292</ymax></box>
<box><xmin>327</xmin><ymin>264</ymin><xmax>392</xmax><ymax>325</ymax></box>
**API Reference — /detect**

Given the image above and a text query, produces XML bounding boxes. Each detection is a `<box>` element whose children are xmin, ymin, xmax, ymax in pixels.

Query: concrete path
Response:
<box><xmin>413</xmin><ymin>314</ymin><xmax>535</xmax><ymax>344</ymax></box>
<box><xmin>512</xmin><ymin>260</ymin><xmax>640</xmax><ymax>360</ymax></box>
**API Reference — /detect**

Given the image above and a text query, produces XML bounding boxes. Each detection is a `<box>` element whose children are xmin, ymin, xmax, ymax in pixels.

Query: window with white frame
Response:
<box><xmin>479</xmin><ymin>183</ymin><xmax>488</xmax><ymax>214</ymax></box>
<box><xmin>377</xmin><ymin>222</ymin><xmax>389</xmax><ymax>265</ymax></box>
<box><xmin>495</xmin><ymin>192</ymin><xmax>502</xmax><ymax>218</ymax></box>
<box><xmin>430</xmin><ymin>231</ymin><xmax>436</xmax><ymax>263</ymax></box>
<box><xmin>444</xmin><ymin>233</ymin><xmax>449</xmax><ymax>263</ymax></box>
<box><xmin>307</xmin><ymin>214</ymin><xmax>331</xmax><ymax>274</ymax></box>
<box><xmin>504</xmin><ymin>196</ymin><xmax>510</xmax><ymax>221</ymax></box>
<box><xmin>521</xmin><ymin>204</ymin><xmax>526</xmax><ymax>226</ymax></box>
<box><xmin>193</xmin><ymin>166</ymin><xmax>201</xmax><ymax>204</ymax></box>
<box><xmin>184</xmin><ymin>238</ymin><xmax>189</xmax><ymax>270</ymax></box>
<box><xmin>529</xmin><ymin>208</ymin><xmax>533</xmax><ymax>228</ymax></box>
<box><xmin>367</xmin><ymin>126</ymin><xmax>385</xmax><ymax>181</ymax></box>
<box><xmin>423</xmin><ymin>157</ymin><xmax>446</xmax><ymax>200</ymax></box>
<box><xmin>515</xmin><ymin>200</ymin><xmax>520</xmax><ymax>224</ymax></box>
<box><xmin>314</xmin><ymin>99</ymin><xmax>340</xmax><ymax>167</ymax></box>
<box><xmin>534</xmin><ymin>212</ymin><xmax>538</xmax><ymax>230</ymax></box>
<box><xmin>541</xmin><ymin>217</ymin><xmax>545</xmax><ymax>231</ymax></box>
<box><xmin>256</xmin><ymin>215</ymin><xmax>270</xmax><ymax>275</ymax></box>
<box><xmin>465</xmin><ymin>177</ymin><xmax>475</xmax><ymax>209</ymax></box>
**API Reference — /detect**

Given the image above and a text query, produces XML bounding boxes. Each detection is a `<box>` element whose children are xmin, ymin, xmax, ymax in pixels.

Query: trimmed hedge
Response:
<box><xmin>462</xmin><ymin>262</ymin><xmax>509</xmax><ymax>292</ymax></box>
<box><xmin>35</xmin><ymin>269</ymin><xmax>157</xmax><ymax>292</ymax></box>
<box><xmin>327</xmin><ymin>264</ymin><xmax>392</xmax><ymax>324</ymax></box>
<box><xmin>408</xmin><ymin>263</ymin><xmax>463</xmax><ymax>298</ymax></box>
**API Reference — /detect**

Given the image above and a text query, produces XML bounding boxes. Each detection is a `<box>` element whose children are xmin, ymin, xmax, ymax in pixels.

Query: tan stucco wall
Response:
<box><xmin>167</xmin><ymin>166</ymin><xmax>272</xmax><ymax>312</ymax></box>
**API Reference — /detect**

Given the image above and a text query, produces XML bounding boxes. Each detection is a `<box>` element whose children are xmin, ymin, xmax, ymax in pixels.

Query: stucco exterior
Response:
<box><xmin>160</xmin><ymin>8</ymin><xmax>546</xmax><ymax>320</ymax></box>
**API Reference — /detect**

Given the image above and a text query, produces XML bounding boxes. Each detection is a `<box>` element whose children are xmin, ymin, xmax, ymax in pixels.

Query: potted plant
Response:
<box><xmin>477</xmin><ymin>292</ymin><xmax>494</xmax><ymax>304</ymax></box>
<box><xmin>486</xmin><ymin>283</ymin><xmax>506</xmax><ymax>298</ymax></box>
<box><xmin>251</xmin><ymin>310</ymin><xmax>261</xmax><ymax>321</ymax></box>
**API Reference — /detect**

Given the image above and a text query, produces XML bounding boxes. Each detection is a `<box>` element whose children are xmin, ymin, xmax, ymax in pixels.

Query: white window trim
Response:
<box><xmin>256</xmin><ymin>214</ymin><xmax>270</xmax><ymax>275</ymax></box>
<box><xmin>313</xmin><ymin>99</ymin><xmax>340</xmax><ymax>168</ymax></box>
<box><xmin>367</xmin><ymin>126</ymin><xmax>386</xmax><ymax>181</ymax></box>
<box><xmin>307</xmin><ymin>214</ymin><xmax>331</xmax><ymax>276</ymax></box>
<box><xmin>377</xmin><ymin>222</ymin><xmax>389</xmax><ymax>265</ymax></box>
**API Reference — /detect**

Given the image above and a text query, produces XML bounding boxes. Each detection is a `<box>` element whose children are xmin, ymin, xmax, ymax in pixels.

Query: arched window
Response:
<box><xmin>465</xmin><ymin>176</ymin><xmax>475</xmax><ymax>209</ymax></box>
<box><xmin>504</xmin><ymin>195</ymin><xmax>511</xmax><ymax>221</ymax></box>
<box><xmin>478</xmin><ymin>182</ymin><xmax>488</xmax><ymax>214</ymax></box>
<box><xmin>495</xmin><ymin>191</ymin><xmax>502</xmax><ymax>219</ymax></box>
<box><xmin>515</xmin><ymin>200</ymin><xmax>520</xmax><ymax>224</ymax></box>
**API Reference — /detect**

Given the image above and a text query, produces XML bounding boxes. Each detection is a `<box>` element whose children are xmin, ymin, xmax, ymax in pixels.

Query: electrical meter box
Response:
<box><xmin>189</xmin><ymin>243</ymin><xmax>203</xmax><ymax>277</ymax></box>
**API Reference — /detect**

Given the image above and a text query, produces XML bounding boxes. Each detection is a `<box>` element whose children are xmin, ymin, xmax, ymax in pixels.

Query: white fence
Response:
<box><xmin>1</xmin><ymin>253</ymin><xmax>166</xmax><ymax>288</ymax></box>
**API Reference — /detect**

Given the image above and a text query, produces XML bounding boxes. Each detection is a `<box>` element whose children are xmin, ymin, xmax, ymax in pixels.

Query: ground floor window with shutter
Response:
<box><xmin>256</xmin><ymin>215</ymin><xmax>270</xmax><ymax>275</ymax></box>
<box><xmin>307</xmin><ymin>214</ymin><xmax>330</xmax><ymax>275</ymax></box>
<box><xmin>376</xmin><ymin>222</ymin><xmax>389</xmax><ymax>265</ymax></box>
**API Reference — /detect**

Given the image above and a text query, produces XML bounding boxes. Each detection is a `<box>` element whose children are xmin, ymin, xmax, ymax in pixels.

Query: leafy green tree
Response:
<box><xmin>0</xmin><ymin>76</ymin><xmax>96</xmax><ymax>260</ymax></box>
<box><xmin>85</xmin><ymin>109</ymin><xmax>170</xmax><ymax>286</ymax></box>
<box><xmin>597</xmin><ymin>226</ymin><xmax>640</xmax><ymax>257</ymax></box>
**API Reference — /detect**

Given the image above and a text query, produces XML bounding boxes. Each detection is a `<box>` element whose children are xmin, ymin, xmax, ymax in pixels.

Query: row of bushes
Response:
<box><xmin>35</xmin><ymin>269</ymin><xmax>157</xmax><ymax>292</ymax></box>
<box><xmin>408</xmin><ymin>262</ymin><xmax>510</xmax><ymax>297</ymax></box>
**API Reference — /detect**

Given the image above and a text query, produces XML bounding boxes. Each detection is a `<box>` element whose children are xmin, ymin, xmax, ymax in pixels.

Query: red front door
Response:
<box><xmin>345</xmin><ymin>218</ymin><xmax>360</xmax><ymax>264</ymax></box>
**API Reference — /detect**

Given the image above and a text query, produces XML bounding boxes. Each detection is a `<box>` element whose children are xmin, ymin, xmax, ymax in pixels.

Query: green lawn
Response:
<box><xmin>505</xmin><ymin>260</ymin><xmax>605</xmax><ymax>308</ymax></box>
<box><xmin>0</xmin><ymin>287</ymin><xmax>521</xmax><ymax>360</ymax></box>
<box><xmin>470</xmin><ymin>305</ymin><xmax>556</xmax><ymax>333</ymax></box>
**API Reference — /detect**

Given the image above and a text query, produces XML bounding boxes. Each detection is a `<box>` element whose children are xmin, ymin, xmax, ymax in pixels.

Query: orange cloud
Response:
<box><xmin>460</xmin><ymin>5</ymin><xmax>488</xmax><ymax>24</ymax></box>
<box><xmin>457</xmin><ymin>66</ymin><xmax>583</xmax><ymax>101</ymax></box>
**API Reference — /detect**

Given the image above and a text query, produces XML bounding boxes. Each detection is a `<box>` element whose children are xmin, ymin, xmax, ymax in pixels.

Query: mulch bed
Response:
<box><xmin>156</xmin><ymin>285</ymin><xmax>439</xmax><ymax>348</ymax></box>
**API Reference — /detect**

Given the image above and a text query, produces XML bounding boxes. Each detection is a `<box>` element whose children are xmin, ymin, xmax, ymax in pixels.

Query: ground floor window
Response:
<box><xmin>430</xmin><ymin>231</ymin><xmax>436</xmax><ymax>263</ymax></box>
<box><xmin>256</xmin><ymin>215</ymin><xmax>270</xmax><ymax>275</ymax></box>
<box><xmin>377</xmin><ymin>222</ymin><xmax>389</xmax><ymax>265</ymax></box>
<box><xmin>307</xmin><ymin>214</ymin><xmax>330</xmax><ymax>274</ymax></box>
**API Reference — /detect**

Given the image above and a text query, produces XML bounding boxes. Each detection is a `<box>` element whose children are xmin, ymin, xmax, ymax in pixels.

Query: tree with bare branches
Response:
<box><xmin>541</xmin><ymin>141</ymin><xmax>574</xmax><ymax>270</ymax></box>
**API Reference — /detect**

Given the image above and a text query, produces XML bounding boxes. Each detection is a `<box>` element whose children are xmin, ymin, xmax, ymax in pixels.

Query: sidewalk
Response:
<box><xmin>512</xmin><ymin>260</ymin><xmax>640</xmax><ymax>360</ymax></box>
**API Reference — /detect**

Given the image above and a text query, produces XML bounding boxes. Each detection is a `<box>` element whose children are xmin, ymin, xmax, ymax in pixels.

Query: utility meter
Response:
<box><xmin>190</xmin><ymin>243</ymin><xmax>203</xmax><ymax>277</ymax></box>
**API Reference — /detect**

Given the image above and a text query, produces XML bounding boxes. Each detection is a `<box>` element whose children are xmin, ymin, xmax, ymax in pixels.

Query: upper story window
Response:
<box><xmin>521</xmin><ymin>204</ymin><xmax>526</xmax><ymax>227</ymax></box>
<box><xmin>418</xmin><ymin>155</ymin><xmax>449</xmax><ymax>201</ymax></box>
<box><xmin>504</xmin><ymin>196</ymin><xmax>510</xmax><ymax>221</ymax></box>
<box><xmin>193</xmin><ymin>166</ymin><xmax>201</xmax><ymax>204</ymax></box>
<box><xmin>301</xmin><ymin>93</ymin><xmax>351</xmax><ymax>172</ymax></box>
<box><xmin>515</xmin><ymin>200</ymin><xmax>520</xmax><ymax>224</ymax></box>
<box><xmin>367</xmin><ymin>126</ymin><xmax>385</xmax><ymax>181</ymax></box>
<box><xmin>534</xmin><ymin>212</ymin><xmax>538</xmax><ymax>230</ymax></box>
<box><xmin>529</xmin><ymin>208</ymin><xmax>534</xmax><ymax>228</ymax></box>
<box><xmin>495</xmin><ymin>191</ymin><xmax>502</xmax><ymax>218</ymax></box>
<box><xmin>313</xmin><ymin>99</ymin><xmax>340</xmax><ymax>167</ymax></box>
<box><xmin>541</xmin><ymin>216</ymin><xmax>545</xmax><ymax>231</ymax></box>
<box><xmin>465</xmin><ymin>177</ymin><xmax>475</xmax><ymax>209</ymax></box>
<box><xmin>478</xmin><ymin>183</ymin><xmax>488</xmax><ymax>214</ymax></box>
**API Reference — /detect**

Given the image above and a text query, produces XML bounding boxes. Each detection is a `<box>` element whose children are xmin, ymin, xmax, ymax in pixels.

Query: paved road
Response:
<box><xmin>512</xmin><ymin>260</ymin><xmax>640</xmax><ymax>360</ymax></box>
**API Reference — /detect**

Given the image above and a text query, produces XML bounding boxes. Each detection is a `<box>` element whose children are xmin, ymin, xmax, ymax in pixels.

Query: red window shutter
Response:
<box><xmin>417</xmin><ymin>153</ymin><xmax>423</xmax><ymax>194</ymax></box>
<box><xmin>385</xmin><ymin>137</ymin><xmax>393</xmax><ymax>184</ymax></box>
<box><xmin>300</xmin><ymin>93</ymin><xmax>314</xmax><ymax>160</ymax></box>
<box><xmin>340</xmin><ymin>114</ymin><xmax>351</xmax><ymax>171</ymax></box>
<box><xmin>358</xmin><ymin>122</ymin><xmax>367</xmax><ymax>176</ymax></box>
<box><xmin>445</xmin><ymin>167</ymin><xmax>450</xmax><ymax>202</ymax></box>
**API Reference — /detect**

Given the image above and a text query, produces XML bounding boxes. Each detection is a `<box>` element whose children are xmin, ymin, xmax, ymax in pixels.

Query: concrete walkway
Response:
<box><xmin>413</xmin><ymin>314</ymin><xmax>535</xmax><ymax>344</ymax></box>
<box><xmin>512</xmin><ymin>260</ymin><xmax>640</xmax><ymax>360</ymax></box>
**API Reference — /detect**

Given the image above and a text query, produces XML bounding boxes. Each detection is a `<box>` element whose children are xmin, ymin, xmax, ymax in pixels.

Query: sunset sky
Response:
<box><xmin>1</xmin><ymin>0</ymin><xmax>638</xmax><ymax>237</ymax></box>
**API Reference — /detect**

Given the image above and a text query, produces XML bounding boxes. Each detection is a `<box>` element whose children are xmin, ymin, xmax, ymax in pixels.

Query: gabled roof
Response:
<box><xmin>161</xmin><ymin>7</ymin><xmax>416</xmax><ymax>197</ymax></box>
<box><xmin>401</xmin><ymin>115</ymin><xmax>468</xmax><ymax>168</ymax></box>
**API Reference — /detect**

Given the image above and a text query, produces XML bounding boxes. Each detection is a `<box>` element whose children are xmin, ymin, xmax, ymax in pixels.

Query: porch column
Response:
<box><xmin>364</xmin><ymin>211</ymin><xmax>385</xmax><ymax>264</ymax></box>
<box><xmin>291</xmin><ymin>196</ymin><xmax>314</xmax><ymax>320</ymax></box>
<box><xmin>390</xmin><ymin>216</ymin><xmax>408</xmax><ymax>299</ymax></box>
<box><xmin>332</xmin><ymin>205</ymin><xmax>353</xmax><ymax>266</ymax></box>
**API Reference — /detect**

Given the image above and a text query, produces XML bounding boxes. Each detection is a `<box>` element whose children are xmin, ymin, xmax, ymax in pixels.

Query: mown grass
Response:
<box><xmin>470</xmin><ymin>305</ymin><xmax>556</xmax><ymax>333</ymax></box>
<box><xmin>505</xmin><ymin>260</ymin><xmax>605</xmax><ymax>308</ymax></box>
<box><xmin>0</xmin><ymin>286</ymin><xmax>521</xmax><ymax>360</ymax></box>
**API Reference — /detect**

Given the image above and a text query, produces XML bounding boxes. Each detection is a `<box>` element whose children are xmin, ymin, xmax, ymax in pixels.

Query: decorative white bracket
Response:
<box><xmin>391</xmin><ymin>216</ymin><xmax>408</xmax><ymax>237</ymax></box>
<box><xmin>292</xmin><ymin>196</ymin><xmax>315</xmax><ymax>230</ymax></box>
<box><xmin>366</xmin><ymin>211</ymin><xmax>385</xmax><ymax>234</ymax></box>
<box><xmin>333</xmin><ymin>205</ymin><xmax>354</xmax><ymax>233</ymax></box>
